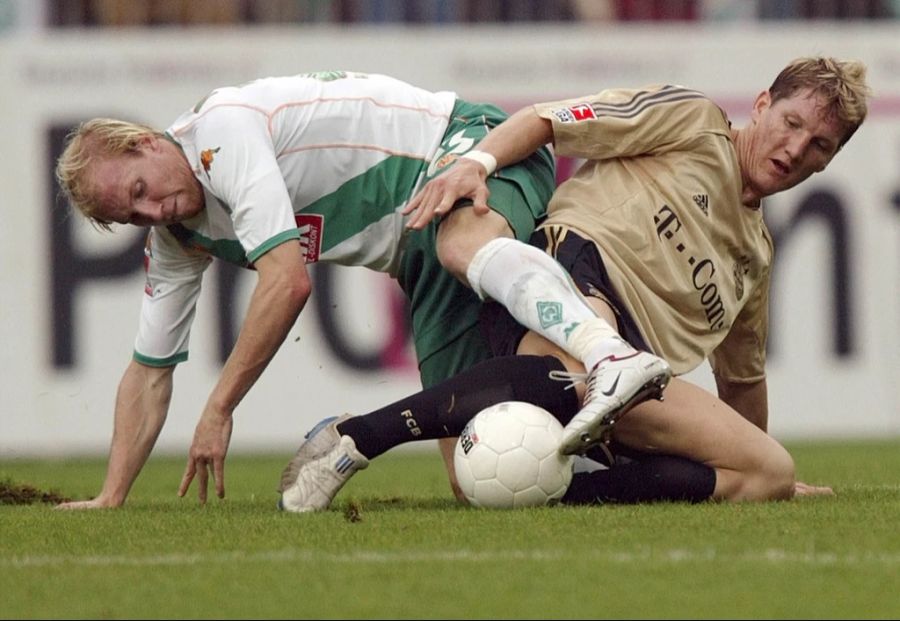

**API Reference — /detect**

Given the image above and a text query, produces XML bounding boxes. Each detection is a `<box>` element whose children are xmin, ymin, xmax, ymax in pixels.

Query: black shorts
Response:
<box><xmin>479</xmin><ymin>226</ymin><xmax>652</xmax><ymax>357</ymax></box>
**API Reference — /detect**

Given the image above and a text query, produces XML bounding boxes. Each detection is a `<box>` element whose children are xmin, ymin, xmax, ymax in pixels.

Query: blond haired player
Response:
<box><xmin>54</xmin><ymin>70</ymin><xmax>660</xmax><ymax>508</ymax></box>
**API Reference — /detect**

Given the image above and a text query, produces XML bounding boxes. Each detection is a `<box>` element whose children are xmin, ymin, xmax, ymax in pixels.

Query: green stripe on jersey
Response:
<box><xmin>247</xmin><ymin>229</ymin><xmax>303</xmax><ymax>264</ymax></box>
<box><xmin>166</xmin><ymin>224</ymin><xmax>253</xmax><ymax>266</ymax></box>
<box><xmin>133</xmin><ymin>350</ymin><xmax>188</xmax><ymax>367</ymax></box>
<box><xmin>296</xmin><ymin>155</ymin><xmax>425</xmax><ymax>253</ymax></box>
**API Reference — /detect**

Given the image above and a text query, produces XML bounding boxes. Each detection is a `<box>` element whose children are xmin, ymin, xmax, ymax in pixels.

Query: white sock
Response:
<box><xmin>467</xmin><ymin>238</ymin><xmax>626</xmax><ymax>364</ymax></box>
<box><xmin>569</xmin><ymin>322</ymin><xmax>635</xmax><ymax>371</ymax></box>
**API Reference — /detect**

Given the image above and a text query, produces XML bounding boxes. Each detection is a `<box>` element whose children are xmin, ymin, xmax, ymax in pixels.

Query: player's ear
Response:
<box><xmin>137</xmin><ymin>134</ymin><xmax>159</xmax><ymax>151</ymax></box>
<box><xmin>750</xmin><ymin>90</ymin><xmax>771</xmax><ymax>123</ymax></box>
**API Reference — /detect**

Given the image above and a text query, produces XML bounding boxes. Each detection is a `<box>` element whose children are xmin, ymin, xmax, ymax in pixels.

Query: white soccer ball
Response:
<box><xmin>454</xmin><ymin>401</ymin><xmax>574</xmax><ymax>508</ymax></box>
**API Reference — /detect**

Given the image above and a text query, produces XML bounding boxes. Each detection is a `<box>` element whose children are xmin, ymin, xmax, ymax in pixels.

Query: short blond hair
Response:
<box><xmin>55</xmin><ymin>118</ymin><xmax>162</xmax><ymax>230</ymax></box>
<box><xmin>769</xmin><ymin>57</ymin><xmax>871</xmax><ymax>148</ymax></box>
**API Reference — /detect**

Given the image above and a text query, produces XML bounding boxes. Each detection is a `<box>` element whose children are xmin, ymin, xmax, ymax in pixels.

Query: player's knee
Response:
<box><xmin>435</xmin><ymin>229</ymin><xmax>472</xmax><ymax>280</ymax></box>
<box><xmin>436</xmin><ymin>209</ymin><xmax>513</xmax><ymax>281</ymax></box>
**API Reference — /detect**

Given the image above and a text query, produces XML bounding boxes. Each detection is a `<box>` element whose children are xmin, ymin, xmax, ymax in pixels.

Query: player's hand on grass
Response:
<box><xmin>794</xmin><ymin>481</ymin><xmax>835</xmax><ymax>497</ymax></box>
<box><xmin>179</xmin><ymin>408</ymin><xmax>234</xmax><ymax>504</ymax></box>
<box><xmin>55</xmin><ymin>497</ymin><xmax>117</xmax><ymax>510</ymax></box>
<box><xmin>403</xmin><ymin>158</ymin><xmax>491</xmax><ymax>230</ymax></box>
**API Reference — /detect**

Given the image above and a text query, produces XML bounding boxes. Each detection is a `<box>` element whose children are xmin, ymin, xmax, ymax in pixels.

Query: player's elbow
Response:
<box><xmin>262</xmin><ymin>265</ymin><xmax>311</xmax><ymax>316</ymax></box>
<box><xmin>285</xmin><ymin>272</ymin><xmax>312</xmax><ymax>310</ymax></box>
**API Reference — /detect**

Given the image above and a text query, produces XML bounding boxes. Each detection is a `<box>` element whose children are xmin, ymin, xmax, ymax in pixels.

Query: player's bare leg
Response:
<box><xmin>611</xmin><ymin>379</ymin><xmax>796</xmax><ymax>501</ymax></box>
<box><xmin>434</xmin><ymin>202</ymin><xmax>514</xmax><ymax>285</ymax></box>
<box><xmin>438</xmin><ymin>437</ymin><xmax>466</xmax><ymax>502</ymax></box>
<box><xmin>516</xmin><ymin>331</ymin><xmax>795</xmax><ymax>502</ymax></box>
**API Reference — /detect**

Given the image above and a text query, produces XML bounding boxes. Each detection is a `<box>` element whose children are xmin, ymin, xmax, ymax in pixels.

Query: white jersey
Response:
<box><xmin>136</xmin><ymin>72</ymin><xmax>456</xmax><ymax>365</ymax></box>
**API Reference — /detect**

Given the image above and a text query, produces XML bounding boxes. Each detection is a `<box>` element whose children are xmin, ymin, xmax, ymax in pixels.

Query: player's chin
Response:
<box><xmin>770</xmin><ymin>171</ymin><xmax>809</xmax><ymax>195</ymax></box>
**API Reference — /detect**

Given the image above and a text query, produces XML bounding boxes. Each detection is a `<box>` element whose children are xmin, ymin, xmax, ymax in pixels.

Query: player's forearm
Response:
<box><xmin>98</xmin><ymin>361</ymin><xmax>174</xmax><ymax>506</ymax></box>
<box><xmin>207</xmin><ymin>243</ymin><xmax>310</xmax><ymax>414</ymax></box>
<box><xmin>476</xmin><ymin>106</ymin><xmax>554</xmax><ymax>170</ymax></box>
<box><xmin>715</xmin><ymin>376</ymin><xmax>769</xmax><ymax>431</ymax></box>
<box><xmin>209</xmin><ymin>284</ymin><xmax>306</xmax><ymax>413</ymax></box>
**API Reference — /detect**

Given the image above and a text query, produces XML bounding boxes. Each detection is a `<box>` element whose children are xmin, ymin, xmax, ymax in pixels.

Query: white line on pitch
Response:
<box><xmin>3</xmin><ymin>548</ymin><xmax>899</xmax><ymax>569</ymax></box>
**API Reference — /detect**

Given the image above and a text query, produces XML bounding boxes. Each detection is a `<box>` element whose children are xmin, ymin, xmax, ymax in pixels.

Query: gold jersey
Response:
<box><xmin>534</xmin><ymin>85</ymin><xmax>772</xmax><ymax>381</ymax></box>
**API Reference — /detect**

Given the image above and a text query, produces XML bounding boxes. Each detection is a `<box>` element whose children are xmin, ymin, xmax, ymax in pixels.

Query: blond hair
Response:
<box><xmin>55</xmin><ymin>118</ymin><xmax>162</xmax><ymax>230</ymax></box>
<box><xmin>769</xmin><ymin>57</ymin><xmax>871</xmax><ymax>148</ymax></box>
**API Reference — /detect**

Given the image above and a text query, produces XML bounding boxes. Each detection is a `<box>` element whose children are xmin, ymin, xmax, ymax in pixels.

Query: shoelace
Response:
<box><xmin>549</xmin><ymin>367</ymin><xmax>614</xmax><ymax>446</ymax></box>
<box><xmin>547</xmin><ymin>369</ymin><xmax>587</xmax><ymax>391</ymax></box>
<box><xmin>548</xmin><ymin>368</ymin><xmax>601</xmax><ymax>395</ymax></box>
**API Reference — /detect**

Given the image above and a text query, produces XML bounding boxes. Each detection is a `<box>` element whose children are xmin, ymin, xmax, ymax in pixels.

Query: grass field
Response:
<box><xmin>2</xmin><ymin>439</ymin><xmax>899</xmax><ymax>619</ymax></box>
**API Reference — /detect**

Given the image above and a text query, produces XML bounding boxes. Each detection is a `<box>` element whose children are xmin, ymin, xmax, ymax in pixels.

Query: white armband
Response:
<box><xmin>460</xmin><ymin>150</ymin><xmax>498</xmax><ymax>176</ymax></box>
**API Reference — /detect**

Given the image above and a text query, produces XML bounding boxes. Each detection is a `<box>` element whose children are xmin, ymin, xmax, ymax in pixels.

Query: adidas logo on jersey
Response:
<box><xmin>692</xmin><ymin>194</ymin><xmax>709</xmax><ymax>216</ymax></box>
<box><xmin>294</xmin><ymin>214</ymin><xmax>324</xmax><ymax>263</ymax></box>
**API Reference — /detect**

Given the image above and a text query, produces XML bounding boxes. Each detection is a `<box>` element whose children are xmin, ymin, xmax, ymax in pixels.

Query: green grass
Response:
<box><xmin>2</xmin><ymin>440</ymin><xmax>899</xmax><ymax>619</ymax></box>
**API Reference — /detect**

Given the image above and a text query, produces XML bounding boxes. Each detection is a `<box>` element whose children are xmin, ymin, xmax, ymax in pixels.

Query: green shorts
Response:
<box><xmin>398</xmin><ymin>99</ymin><xmax>556</xmax><ymax>388</ymax></box>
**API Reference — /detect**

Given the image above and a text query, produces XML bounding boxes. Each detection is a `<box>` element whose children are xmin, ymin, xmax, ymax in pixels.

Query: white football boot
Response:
<box><xmin>278</xmin><ymin>414</ymin><xmax>369</xmax><ymax>513</ymax></box>
<box><xmin>556</xmin><ymin>349</ymin><xmax>672</xmax><ymax>455</ymax></box>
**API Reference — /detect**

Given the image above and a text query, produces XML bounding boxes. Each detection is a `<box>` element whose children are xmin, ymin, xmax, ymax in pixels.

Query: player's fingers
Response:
<box><xmin>808</xmin><ymin>484</ymin><xmax>834</xmax><ymax>496</ymax></box>
<box><xmin>412</xmin><ymin>189</ymin><xmax>460</xmax><ymax>230</ymax></box>
<box><xmin>402</xmin><ymin>190</ymin><xmax>423</xmax><ymax>216</ymax></box>
<box><xmin>197</xmin><ymin>460</ymin><xmax>209</xmax><ymax>504</ymax></box>
<box><xmin>404</xmin><ymin>205</ymin><xmax>425</xmax><ymax>230</ymax></box>
<box><xmin>407</xmin><ymin>210</ymin><xmax>431</xmax><ymax>231</ymax></box>
<box><xmin>406</xmin><ymin>187</ymin><xmax>440</xmax><ymax>229</ymax></box>
<box><xmin>178</xmin><ymin>459</ymin><xmax>197</xmax><ymax>497</ymax></box>
<box><xmin>433</xmin><ymin>193</ymin><xmax>461</xmax><ymax>218</ymax></box>
<box><xmin>213</xmin><ymin>459</ymin><xmax>226</xmax><ymax>499</ymax></box>
<box><xmin>794</xmin><ymin>481</ymin><xmax>834</xmax><ymax>496</ymax></box>
<box><xmin>55</xmin><ymin>500</ymin><xmax>90</xmax><ymax>510</ymax></box>
<box><xmin>406</xmin><ymin>178</ymin><xmax>442</xmax><ymax>216</ymax></box>
<box><xmin>472</xmin><ymin>186</ymin><xmax>492</xmax><ymax>215</ymax></box>
<box><xmin>406</xmin><ymin>198</ymin><xmax>435</xmax><ymax>230</ymax></box>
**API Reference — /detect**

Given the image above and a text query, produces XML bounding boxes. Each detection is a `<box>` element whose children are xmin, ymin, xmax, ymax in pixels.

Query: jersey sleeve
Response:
<box><xmin>133</xmin><ymin>227</ymin><xmax>212</xmax><ymax>367</ymax></box>
<box><xmin>534</xmin><ymin>85</ymin><xmax>731</xmax><ymax>161</ymax></box>
<box><xmin>191</xmin><ymin>107</ymin><xmax>299</xmax><ymax>264</ymax></box>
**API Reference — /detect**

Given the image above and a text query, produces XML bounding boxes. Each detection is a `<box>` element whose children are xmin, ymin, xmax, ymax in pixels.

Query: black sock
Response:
<box><xmin>337</xmin><ymin>355</ymin><xmax>578</xmax><ymax>459</ymax></box>
<box><xmin>562</xmin><ymin>454</ymin><xmax>716</xmax><ymax>505</ymax></box>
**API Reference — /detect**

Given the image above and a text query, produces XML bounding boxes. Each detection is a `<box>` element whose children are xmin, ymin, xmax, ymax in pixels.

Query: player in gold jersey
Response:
<box><xmin>407</xmin><ymin>56</ymin><xmax>870</xmax><ymax>501</ymax></box>
<box><xmin>279</xmin><ymin>57</ymin><xmax>870</xmax><ymax>511</ymax></box>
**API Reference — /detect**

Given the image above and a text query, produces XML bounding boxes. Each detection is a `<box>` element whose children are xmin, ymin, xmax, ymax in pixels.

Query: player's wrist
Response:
<box><xmin>460</xmin><ymin>150</ymin><xmax>497</xmax><ymax>176</ymax></box>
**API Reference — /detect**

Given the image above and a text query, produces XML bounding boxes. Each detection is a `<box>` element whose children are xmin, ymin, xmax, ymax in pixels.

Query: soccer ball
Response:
<box><xmin>454</xmin><ymin>401</ymin><xmax>574</xmax><ymax>508</ymax></box>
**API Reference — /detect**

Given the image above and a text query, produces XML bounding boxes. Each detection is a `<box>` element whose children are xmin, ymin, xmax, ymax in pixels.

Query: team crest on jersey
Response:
<box><xmin>200</xmin><ymin>147</ymin><xmax>221</xmax><ymax>178</ymax></box>
<box><xmin>434</xmin><ymin>153</ymin><xmax>460</xmax><ymax>171</ymax></box>
<box><xmin>552</xmin><ymin>103</ymin><xmax>596</xmax><ymax>123</ymax></box>
<box><xmin>295</xmin><ymin>214</ymin><xmax>324</xmax><ymax>263</ymax></box>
